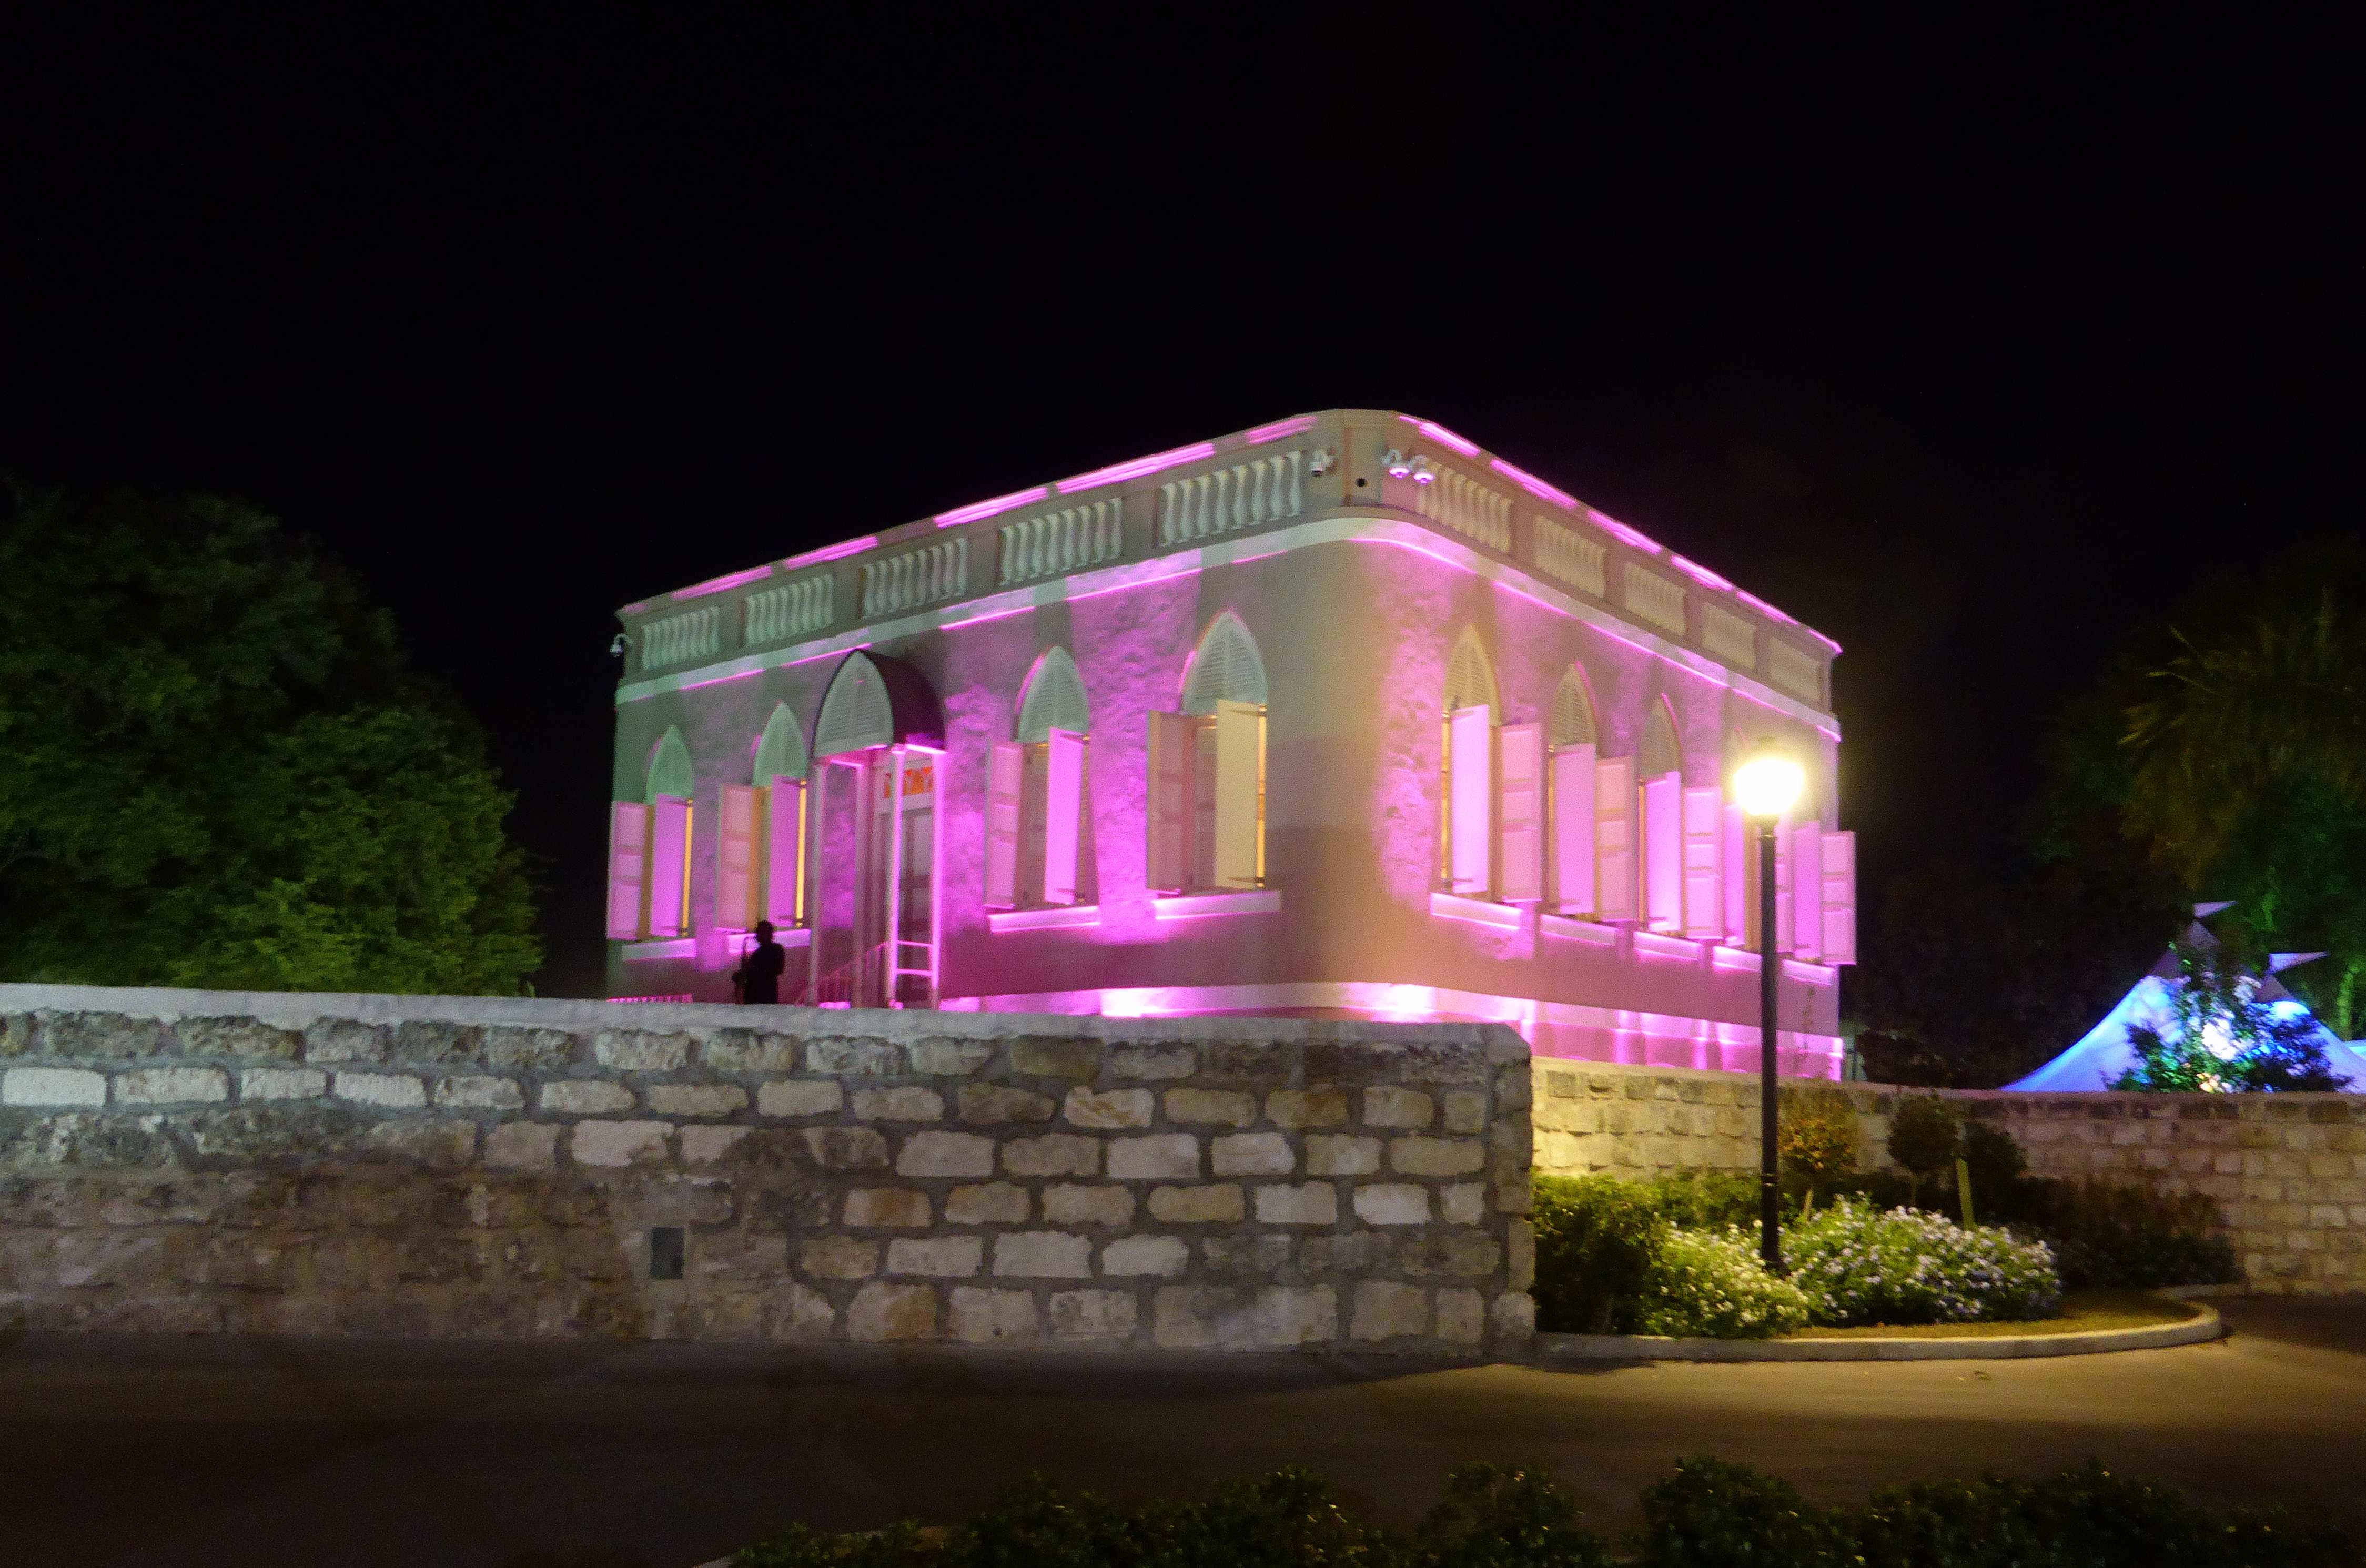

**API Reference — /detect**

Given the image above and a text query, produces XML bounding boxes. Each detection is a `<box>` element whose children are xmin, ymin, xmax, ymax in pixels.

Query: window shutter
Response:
<box><xmin>1681</xmin><ymin>786</ymin><xmax>1723</xmax><ymax>940</ymax></box>
<box><xmin>1043</xmin><ymin>729</ymin><xmax>1085</xmax><ymax>905</ymax></box>
<box><xmin>646</xmin><ymin>795</ymin><xmax>691</xmax><ymax>939</ymax></box>
<box><xmin>1211</xmin><ymin>700</ymin><xmax>1265</xmax><ymax>889</ymax></box>
<box><xmin>1642</xmin><ymin>772</ymin><xmax>1682</xmax><ymax>933</ymax></box>
<box><xmin>1722</xmin><ymin>803</ymin><xmax>1749</xmax><ymax>946</ymax></box>
<box><xmin>1550</xmin><ymin>742</ymin><xmax>1596</xmax><ymax>915</ymax></box>
<box><xmin>985</xmin><ymin>741</ymin><xmax>1024</xmax><ymax>908</ymax></box>
<box><xmin>1819</xmin><ymin>830</ymin><xmax>1857</xmax><ymax>965</ymax></box>
<box><xmin>1790</xmin><ymin>821</ymin><xmax>1823</xmax><ymax>959</ymax></box>
<box><xmin>605</xmin><ymin>801</ymin><xmax>651</xmax><ymax>940</ymax></box>
<box><xmin>717</xmin><ymin>784</ymin><xmax>762</xmax><ymax>929</ymax></box>
<box><xmin>1497</xmin><ymin>722</ymin><xmax>1543</xmax><ymax>903</ymax></box>
<box><xmin>1449</xmin><ymin>704</ymin><xmax>1492</xmax><ymax>894</ymax></box>
<box><xmin>1594</xmin><ymin>755</ymin><xmax>1637</xmax><ymax>922</ymax></box>
<box><xmin>1146</xmin><ymin>711</ymin><xmax>1190</xmax><ymax>893</ymax></box>
<box><xmin>1773</xmin><ymin>820</ymin><xmax>1794</xmax><ymax>953</ymax></box>
<box><xmin>1019</xmin><ymin>743</ymin><xmax>1050</xmax><ymax>905</ymax></box>
<box><xmin>764</xmin><ymin>776</ymin><xmax>804</xmax><ymax>926</ymax></box>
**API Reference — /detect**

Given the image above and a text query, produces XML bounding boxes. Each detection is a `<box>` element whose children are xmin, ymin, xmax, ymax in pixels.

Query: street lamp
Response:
<box><xmin>1733</xmin><ymin>739</ymin><xmax>1806</xmax><ymax>1272</ymax></box>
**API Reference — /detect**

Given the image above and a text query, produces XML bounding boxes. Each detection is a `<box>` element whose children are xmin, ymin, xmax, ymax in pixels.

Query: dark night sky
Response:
<box><xmin>5</xmin><ymin>7</ymin><xmax>2359</xmax><ymax>997</ymax></box>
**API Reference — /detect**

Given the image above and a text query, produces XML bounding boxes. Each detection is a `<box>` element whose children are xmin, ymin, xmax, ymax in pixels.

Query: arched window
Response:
<box><xmin>1439</xmin><ymin>629</ymin><xmax>1531</xmax><ymax>897</ymax></box>
<box><xmin>815</xmin><ymin>652</ymin><xmax>896</xmax><ymax>758</ymax></box>
<box><xmin>606</xmin><ymin>726</ymin><xmax>694</xmax><ymax>942</ymax></box>
<box><xmin>1640</xmin><ymin>697</ymin><xmax>1681</xmax><ymax>781</ymax></box>
<box><xmin>1148</xmin><ymin>614</ymin><xmax>1267</xmax><ymax>893</ymax></box>
<box><xmin>988</xmin><ymin>649</ymin><xmax>1096</xmax><ymax>909</ymax></box>
<box><xmin>717</xmin><ymin>704</ymin><xmax>810</xmax><ymax>932</ymax></box>
<box><xmin>1546</xmin><ymin>666</ymin><xmax>1601</xmax><ymax>916</ymax></box>
<box><xmin>1638</xmin><ymin>698</ymin><xmax>1684</xmax><ymax>934</ymax></box>
<box><xmin>1550</xmin><ymin>666</ymin><xmax>1597</xmax><ymax>750</ymax></box>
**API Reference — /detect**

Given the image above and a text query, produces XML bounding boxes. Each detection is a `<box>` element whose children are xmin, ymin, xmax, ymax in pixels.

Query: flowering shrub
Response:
<box><xmin>1632</xmin><ymin>1228</ymin><xmax>1813</xmax><ymax>1340</ymax></box>
<box><xmin>1784</xmin><ymin>1198</ymin><xmax>2061</xmax><ymax>1326</ymax></box>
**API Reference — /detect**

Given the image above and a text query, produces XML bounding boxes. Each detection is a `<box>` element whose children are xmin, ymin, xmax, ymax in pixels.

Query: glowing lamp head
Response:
<box><xmin>1410</xmin><ymin>455</ymin><xmax>1437</xmax><ymax>484</ymax></box>
<box><xmin>1383</xmin><ymin>447</ymin><xmax>1413</xmax><ymax>478</ymax></box>
<box><xmin>1733</xmin><ymin>741</ymin><xmax>1805</xmax><ymax>822</ymax></box>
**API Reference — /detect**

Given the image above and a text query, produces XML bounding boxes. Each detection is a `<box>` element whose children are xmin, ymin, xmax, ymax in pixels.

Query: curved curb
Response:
<box><xmin>1532</xmin><ymin>1299</ymin><xmax>2221</xmax><ymax>1362</ymax></box>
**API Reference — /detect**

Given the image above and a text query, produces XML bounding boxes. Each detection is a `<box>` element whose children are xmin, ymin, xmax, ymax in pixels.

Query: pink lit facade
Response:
<box><xmin>606</xmin><ymin>410</ymin><xmax>1854</xmax><ymax>1077</ymax></box>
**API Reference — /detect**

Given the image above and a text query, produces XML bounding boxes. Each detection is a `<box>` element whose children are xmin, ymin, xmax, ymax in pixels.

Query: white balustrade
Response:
<box><xmin>1157</xmin><ymin>450</ymin><xmax>1307</xmax><ymax>544</ymax></box>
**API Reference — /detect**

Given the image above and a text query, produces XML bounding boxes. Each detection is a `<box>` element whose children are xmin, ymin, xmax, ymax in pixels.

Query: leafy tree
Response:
<box><xmin>2116</xmin><ymin>938</ymin><xmax>2350</xmax><ymax>1093</ymax></box>
<box><xmin>1776</xmin><ymin>1086</ymin><xmax>1860</xmax><ymax>1208</ymax></box>
<box><xmin>1885</xmin><ymin>1095</ymin><xmax>1962</xmax><ymax>1205</ymax></box>
<box><xmin>0</xmin><ymin>478</ymin><xmax>539</xmax><ymax>993</ymax></box>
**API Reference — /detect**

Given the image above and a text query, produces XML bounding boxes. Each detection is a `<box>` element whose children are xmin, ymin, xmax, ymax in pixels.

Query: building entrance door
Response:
<box><xmin>806</xmin><ymin>744</ymin><xmax>940</xmax><ymax>1008</ymax></box>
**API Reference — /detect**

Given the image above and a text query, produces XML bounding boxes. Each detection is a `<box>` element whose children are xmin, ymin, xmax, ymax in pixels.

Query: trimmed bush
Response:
<box><xmin>1639</xmin><ymin>1169</ymin><xmax>1763</xmax><ymax>1230</ymax></box>
<box><xmin>1532</xmin><ymin>1175</ymin><xmax>1667</xmax><ymax>1333</ymax></box>
<box><xmin>2018</xmin><ymin>1176</ymin><xmax>2241</xmax><ymax>1290</ymax></box>
<box><xmin>1784</xmin><ymin>1199</ymin><xmax>2061</xmax><ymax>1326</ymax></box>
<box><xmin>1886</xmin><ymin>1095</ymin><xmax>1964</xmax><ymax>1203</ymax></box>
<box><xmin>1632</xmin><ymin>1228</ymin><xmax>1813</xmax><ymax>1340</ymax></box>
<box><xmin>1778</xmin><ymin>1086</ymin><xmax>1862</xmax><ymax>1207</ymax></box>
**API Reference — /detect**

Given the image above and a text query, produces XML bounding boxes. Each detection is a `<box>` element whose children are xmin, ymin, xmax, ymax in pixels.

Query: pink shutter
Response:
<box><xmin>764</xmin><ymin>776</ymin><xmax>805</xmax><ymax>926</ymax></box>
<box><xmin>1790</xmin><ymin>821</ymin><xmax>1823</xmax><ymax>959</ymax></box>
<box><xmin>1043</xmin><ymin>729</ymin><xmax>1085</xmax><ymax>906</ymax></box>
<box><xmin>1146</xmin><ymin>711</ymin><xmax>1190</xmax><ymax>894</ymax></box>
<box><xmin>1773</xmin><ymin>818</ymin><xmax>1794</xmax><ymax>953</ymax></box>
<box><xmin>646</xmin><ymin>795</ymin><xmax>691</xmax><ymax>938</ymax></box>
<box><xmin>1722</xmin><ymin>803</ymin><xmax>1748</xmax><ymax>945</ymax></box>
<box><xmin>1681</xmin><ymin>786</ymin><xmax>1723</xmax><ymax>940</ymax></box>
<box><xmin>1497</xmin><ymin>722</ymin><xmax>1543</xmax><ymax>903</ymax></box>
<box><xmin>1450</xmin><ymin>704</ymin><xmax>1492</xmax><ymax>894</ymax></box>
<box><xmin>985</xmin><ymin>741</ymin><xmax>1023</xmax><ymax>908</ymax></box>
<box><xmin>1551</xmin><ymin>743</ymin><xmax>1596</xmax><ymax>915</ymax></box>
<box><xmin>1642</xmin><ymin>772</ymin><xmax>1682</xmax><ymax>933</ymax></box>
<box><xmin>717</xmin><ymin>784</ymin><xmax>761</xmax><ymax>929</ymax></box>
<box><xmin>1594</xmin><ymin>755</ymin><xmax>1637</xmax><ymax>922</ymax></box>
<box><xmin>1819</xmin><ymin>829</ymin><xmax>1857</xmax><ymax>964</ymax></box>
<box><xmin>605</xmin><ymin>801</ymin><xmax>650</xmax><ymax>940</ymax></box>
<box><xmin>1019</xmin><ymin>743</ymin><xmax>1050</xmax><ymax>904</ymax></box>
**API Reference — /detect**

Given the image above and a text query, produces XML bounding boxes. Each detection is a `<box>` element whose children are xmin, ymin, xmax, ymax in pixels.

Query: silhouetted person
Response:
<box><xmin>735</xmin><ymin>920</ymin><xmax>786</xmax><ymax>1004</ymax></box>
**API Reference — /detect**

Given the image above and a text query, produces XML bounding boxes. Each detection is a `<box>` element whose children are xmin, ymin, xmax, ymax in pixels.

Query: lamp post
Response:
<box><xmin>1733</xmin><ymin>740</ymin><xmax>1806</xmax><ymax>1272</ymax></box>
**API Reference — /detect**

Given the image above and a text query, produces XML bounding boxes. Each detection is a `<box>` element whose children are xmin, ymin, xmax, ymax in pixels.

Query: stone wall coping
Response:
<box><xmin>1532</xmin><ymin>1298</ymin><xmax>2221</xmax><ymax>1362</ymax></box>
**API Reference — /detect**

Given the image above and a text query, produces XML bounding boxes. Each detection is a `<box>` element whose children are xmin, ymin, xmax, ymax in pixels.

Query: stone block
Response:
<box><xmin>1351</xmin><ymin>1280</ymin><xmax>1429</xmax><ymax>1341</ymax></box>
<box><xmin>1436</xmin><ymin>1287</ymin><xmax>1487</xmax><ymax>1344</ymax></box>
<box><xmin>1391</xmin><ymin>1137</ymin><xmax>1485</xmax><ymax>1176</ymax></box>
<box><xmin>541</xmin><ymin>1079</ymin><xmax>636</xmax><ymax>1115</ymax></box>
<box><xmin>801</xmin><ymin>1127</ymin><xmax>891</xmax><ymax>1170</ymax></box>
<box><xmin>391</xmin><ymin>1019</ymin><xmax>487</xmax><ymax>1065</ymax></box>
<box><xmin>431</xmin><ymin>1075</ymin><xmax>524</xmax><ymax>1111</ymax></box>
<box><xmin>1439</xmin><ymin>1183</ymin><xmax>1487</xmax><ymax>1225</ymax></box>
<box><xmin>853</xmin><ymin>1087</ymin><xmax>946</xmax><ymax>1123</ymax></box>
<box><xmin>958</xmin><ymin>1084</ymin><xmax>1056</xmax><ymax>1124</ymax></box>
<box><xmin>1490</xmin><ymin>1290</ymin><xmax>1538</xmax><ymax>1349</ymax></box>
<box><xmin>1109</xmin><ymin>1133</ymin><xmax>1200</xmax><ymax>1179</ymax></box>
<box><xmin>806</xmin><ymin>1037</ymin><xmax>906</xmax><ymax>1076</ymax></box>
<box><xmin>1109</xmin><ymin>1043</ymin><xmax>1197</xmax><ymax>1080</ymax></box>
<box><xmin>570</xmin><ymin>1120</ymin><xmax>672</xmax><ymax>1167</ymax></box>
<box><xmin>1208</xmin><ymin>1040</ymin><xmax>1301</xmax><ymax>1081</ymax></box>
<box><xmin>947</xmin><ymin>1286</ymin><xmax>1038</xmax><ymax>1343</ymax></box>
<box><xmin>845</xmin><ymin>1188</ymin><xmax>934</xmax><ymax>1227</ymax></box>
<box><xmin>333</xmin><ymin>1071</ymin><xmax>426</xmax><ymax>1109</ymax></box>
<box><xmin>363</xmin><ymin>1121</ymin><xmax>478</xmax><ymax>1169</ymax></box>
<box><xmin>1442</xmin><ymin>1090</ymin><xmax>1489</xmax><ymax>1134</ymax></box>
<box><xmin>898</xmin><ymin>1130</ymin><xmax>997</xmax><ymax>1177</ymax></box>
<box><xmin>1147</xmin><ymin>1184</ymin><xmax>1243</xmax><ymax>1223</ymax></box>
<box><xmin>1400</xmin><ymin>1229</ymin><xmax>1503</xmax><ymax>1278</ymax></box>
<box><xmin>1507</xmin><ymin>1218</ymin><xmax>1535</xmax><ymax>1291</ymax></box>
<box><xmin>699</xmin><ymin>1030</ymin><xmax>799</xmax><ymax>1073</ymax></box>
<box><xmin>889</xmin><ymin>1236</ymin><xmax>984</xmax><ymax>1277</ymax></box>
<box><xmin>484</xmin><ymin>1026</ymin><xmax>578</xmax><ymax>1070</ymax></box>
<box><xmin>1266</xmin><ymin>1088</ymin><xmax>1351</xmax><ymax>1129</ymax></box>
<box><xmin>1101</xmin><ymin>1235</ymin><xmax>1190</xmax><ymax>1276</ymax></box>
<box><xmin>800</xmin><ymin>1237</ymin><xmax>881</xmax><ymax>1279</ymax></box>
<box><xmin>1044</xmin><ymin>1183</ymin><xmax>1136</xmax><ymax>1227</ymax></box>
<box><xmin>593</xmin><ymin>1029</ymin><xmax>691</xmax><ymax>1071</ymax></box>
<box><xmin>115</xmin><ymin>1066</ymin><xmax>229</xmax><ymax>1105</ymax></box>
<box><xmin>1300</xmin><ymin>1231</ymin><xmax>1391</xmax><ymax>1272</ymax></box>
<box><xmin>239</xmin><ymin>1067</ymin><xmax>327</xmax><ymax>1101</ymax></box>
<box><xmin>1255</xmin><ymin>1182</ymin><xmax>1338</xmax><ymax>1225</ymax></box>
<box><xmin>757</xmin><ymin>1079</ymin><xmax>844</xmax><ymax>1118</ymax></box>
<box><xmin>649</xmin><ymin>1084</ymin><xmax>751</xmax><ymax>1119</ymax></box>
<box><xmin>994</xmin><ymin>1230</ymin><xmax>1094</xmax><ymax>1278</ymax></box>
<box><xmin>1002</xmin><ymin>1133</ymin><xmax>1101</xmax><ymax>1177</ymax></box>
<box><xmin>175</xmin><ymin>1016</ymin><xmax>303</xmax><ymax>1060</ymax></box>
<box><xmin>1243</xmin><ymin>1285</ymin><xmax>1338</xmax><ymax>1347</ymax></box>
<box><xmin>1354</xmin><ymin>1185</ymin><xmax>1431</xmax><ymax>1226</ymax></box>
<box><xmin>1164</xmin><ymin>1088</ymin><xmax>1258</xmax><ymax>1126</ymax></box>
<box><xmin>1306</xmin><ymin>1135</ymin><xmax>1382</xmax><ymax>1176</ymax></box>
<box><xmin>909</xmin><ymin>1037</ymin><xmax>997</xmax><ymax>1076</ymax></box>
<box><xmin>680</xmin><ymin>1125</ymin><xmax>753</xmax><ymax>1165</ymax></box>
<box><xmin>4</xmin><ymin>1068</ymin><xmax>107</xmax><ymax>1107</ymax></box>
<box><xmin>1049</xmin><ymin>1289</ymin><xmax>1138</xmax><ymax>1340</ymax></box>
<box><xmin>945</xmin><ymin>1182</ymin><xmax>1032</xmax><ymax>1224</ymax></box>
<box><xmin>847</xmin><ymin>1281</ymin><xmax>940</xmax><ymax>1341</ymax></box>
<box><xmin>1201</xmin><ymin>1235</ymin><xmax>1293</xmax><ymax>1274</ymax></box>
<box><xmin>1212</xmin><ymin>1131</ymin><xmax>1295</xmax><ymax>1176</ymax></box>
<box><xmin>1012</xmin><ymin>1037</ymin><xmax>1103</xmax><ymax>1081</ymax></box>
<box><xmin>302</xmin><ymin>1019</ymin><xmax>388</xmax><ymax>1063</ymax></box>
<box><xmin>484</xmin><ymin>1121</ymin><xmax>562</xmax><ymax>1171</ymax></box>
<box><xmin>1064</xmin><ymin>1087</ymin><xmax>1156</xmax><ymax>1128</ymax></box>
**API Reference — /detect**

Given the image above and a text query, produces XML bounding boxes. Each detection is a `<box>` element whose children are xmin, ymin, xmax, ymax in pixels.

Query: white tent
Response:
<box><xmin>2005</xmin><ymin>904</ymin><xmax>2366</xmax><ymax>1092</ymax></box>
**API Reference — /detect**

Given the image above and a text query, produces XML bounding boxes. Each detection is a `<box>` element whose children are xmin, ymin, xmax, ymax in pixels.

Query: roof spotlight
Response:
<box><xmin>1382</xmin><ymin>447</ymin><xmax>1413</xmax><ymax>479</ymax></box>
<box><xmin>1410</xmin><ymin>455</ymin><xmax>1437</xmax><ymax>484</ymax></box>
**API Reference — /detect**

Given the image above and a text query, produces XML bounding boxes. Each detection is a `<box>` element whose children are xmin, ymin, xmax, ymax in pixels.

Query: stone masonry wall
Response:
<box><xmin>0</xmin><ymin>986</ymin><xmax>1533</xmax><ymax>1353</ymax></box>
<box><xmin>1530</xmin><ymin>1058</ymin><xmax>2366</xmax><ymax>1294</ymax></box>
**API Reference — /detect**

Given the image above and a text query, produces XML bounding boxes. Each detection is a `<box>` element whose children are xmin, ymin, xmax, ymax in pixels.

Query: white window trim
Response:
<box><xmin>1152</xmin><ymin>889</ymin><xmax>1280</xmax><ymax>919</ymax></box>
<box><xmin>1428</xmin><ymin>891</ymin><xmax>1522</xmax><ymax>929</ymax></box>
<box><xmin>712</xmin><ymin>925</ymin><xmax>813</xmax><ymax>947</ymax></box>
<box><xmin>621</xmin><ymin>938</ymin><xmax>696</xmax><ymax>962</ymax></box>
<box><xmin>988</xmin><ymin>904</ymin><xmax>1101</xmax><ymax>933</ymax></box>
<box><xmin>1539</xmin><ymin>912</ymin><xmax>1621</xmax><ymax>945</ymax></box>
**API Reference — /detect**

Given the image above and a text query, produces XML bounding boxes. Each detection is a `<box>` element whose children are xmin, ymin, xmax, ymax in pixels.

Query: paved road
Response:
<box><xmin>3</xmin><ymin>1297</ymin><xmax>2360</xmax><ymax>1568</ymax></box>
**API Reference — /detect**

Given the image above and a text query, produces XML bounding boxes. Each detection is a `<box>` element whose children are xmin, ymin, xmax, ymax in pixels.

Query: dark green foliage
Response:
<box><xmin>1886</xmin><ymin>1096</ymin><xmax>1963</xmax><ymax>1201</ymax></box>
<box><xmin>1959</xmin><ymin>1119</ymin><xmax>2026</xmax><ymax>1211</ymax></box>
<box><xmin>1627</xmin><ymin>1459</ymin><xmax>1852</xmax><ymax>1568</ymax></box>
<box><xmin>1777</xmin><ymin>1087</ymin><xmax>1861</xmax><ymax>1206</ymax></box>
<box><xmin>1411</xmin><ymin>1464</ymin><xmax>1617</xmax><ymax>1568</ymax></box>
<box><xmin>2010</xmin><ymin>1177</ymin><xmax>2241</xmax><ymax>1290</ymax></box>
<box><xmin>1636</xmin><ymin>1170</ymin><xmax>1764</xmax><ymax>1231</ymax></box>
<box><xmin>1530</xmin><ymin>1175</ymin><xmax>1668</xmax><ymax>1333</ymax></box>
<box><xmin>2117</xmin><ymin>938</ymin><xmax>2351</xmax><ymax>1092</ymax></box>
<box><xmin>0</xmin><ymin>479</ymin><xmax>540</xmax><ymax>994</ymax></box>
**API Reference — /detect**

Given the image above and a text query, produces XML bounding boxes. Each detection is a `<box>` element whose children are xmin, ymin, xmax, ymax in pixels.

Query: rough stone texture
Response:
<box><xmin>0</xmin><ymin>985</ymin><xmax>1531</xmax><ymax>1353</ymax></box>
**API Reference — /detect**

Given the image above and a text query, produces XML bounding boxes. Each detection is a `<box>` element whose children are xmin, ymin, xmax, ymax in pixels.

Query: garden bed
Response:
<box><xmin>1535</xmin><ymin>1290</ymin><xmax>2220</xmax><ymax>1362</ymax></box>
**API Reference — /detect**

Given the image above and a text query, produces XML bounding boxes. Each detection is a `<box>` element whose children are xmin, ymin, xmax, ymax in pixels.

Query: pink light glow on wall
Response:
<box><xmin>1590</xmin><ymin>511</ymin><xmax>1663</xmax><ymax>555</ymax></box>
<box><xmin>1732</xmin><ymin>588</ymin><xmax>1795</xmax><ymax>625</ymax></box>
<box><xmin>936</xmin><ymin>485</ymin><xmax>1051</xmax><ymax>528</ymax></box>
<box><xmin>673</xmin><ymin>564</ymin><xmax>775</xmax><ymax>601</ymax></box>
<box><xmin>1245</xmin><ymin>414</ymin><xmax>1318</xmax><ymax>444</ymax></box>
<box><xmin>1058</xmin><ymin>441</ymin><xmax>1218</xmax><ymax>494</ymax></box>
<box><xmin>1490</xmin><ymin>458</ymin><xmax>1578</xmax><ymax>512</ymax></box>
<box><xmin>1400</xmin><ymin>417</ymin><xmax>1481</xmax><ymax>457</ymax></box>
<box><xmin>781</xmin><ymin>536</ymin><xmax>877</xmax><ymax>569</ymax></box>
<box><xmin>1667</xmin><ymin>554</ymin><xmax>1734</xmax><ymax>593</ymax></box>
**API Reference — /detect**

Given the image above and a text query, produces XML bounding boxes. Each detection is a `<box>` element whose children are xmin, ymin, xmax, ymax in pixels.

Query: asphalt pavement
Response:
<box><xmin>2</xmin><ymin>1296</ymin><xmax>2360</xmax><ymax>1568</ymax></box>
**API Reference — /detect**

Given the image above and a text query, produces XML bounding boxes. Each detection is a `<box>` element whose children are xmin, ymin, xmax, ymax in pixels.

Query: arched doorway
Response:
<box><xmin>805</xmin><ymin>651</ymin><xmax>946</xmax><ymax>1007</ymax></box>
